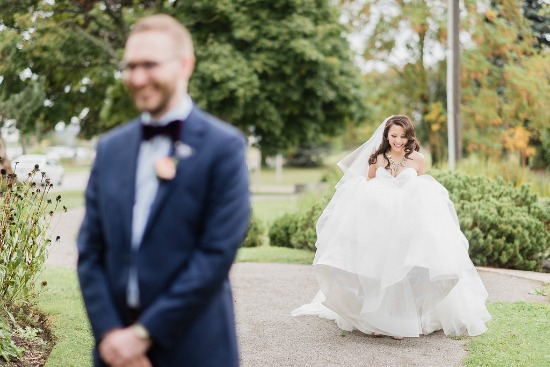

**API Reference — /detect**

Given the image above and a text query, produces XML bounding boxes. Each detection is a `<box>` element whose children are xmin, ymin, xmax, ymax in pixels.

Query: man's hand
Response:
<box><xmin>99</xmin><ymin>327</ymin><xmax>152</xmax><ymax>367</ymax></box>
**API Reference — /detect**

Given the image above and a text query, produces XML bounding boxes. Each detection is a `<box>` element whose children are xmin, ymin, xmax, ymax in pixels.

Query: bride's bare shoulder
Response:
<box><xmin>410</xmin><ymin>151</ymin><xmax>425</xmax><ymax>162</ymax></box>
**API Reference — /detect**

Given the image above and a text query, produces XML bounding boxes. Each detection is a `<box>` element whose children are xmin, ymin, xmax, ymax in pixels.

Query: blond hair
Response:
<box><xmin>129</xmin><ymin>14</ymin><xmax>194</xmax><ymax>57</ymax></box>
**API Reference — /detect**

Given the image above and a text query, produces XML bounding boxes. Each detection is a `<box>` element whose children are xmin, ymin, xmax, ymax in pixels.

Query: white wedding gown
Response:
<box><xmin>292</xmin><ymin>167</ymin><xmax>491</xmax><ymax>337</ymax></box>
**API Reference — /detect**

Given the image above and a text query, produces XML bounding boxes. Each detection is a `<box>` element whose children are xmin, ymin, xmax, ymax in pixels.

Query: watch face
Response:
<box><xmin>134</xmin><ymin>324</ymin><xmax>149</xmax><ymax>339</ymax></box>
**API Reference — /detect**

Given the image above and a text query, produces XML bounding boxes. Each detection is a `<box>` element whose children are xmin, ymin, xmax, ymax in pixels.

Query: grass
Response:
<box><xmin>236</xmin><ymin>245</ymin><xmax>314</xmax><ymax>264</ymax></box>
<box><xmin>250</xmin><ymin>166</ymin><xmax>329</xmax><ymax>186</ymax></box>
<box><xmin>251</xmin><ymin>198</ymin><xmax>300</xmax><ymax>225</ymax></box>
<box><xmin>463</xmin><ymin>302</ymin><xmax>550</xmax><ymax>367</ymax></box>
<box><xmin>37</xmin><ymin>267</ymin><xmax>93</xmax><ymax>367</ymax></box>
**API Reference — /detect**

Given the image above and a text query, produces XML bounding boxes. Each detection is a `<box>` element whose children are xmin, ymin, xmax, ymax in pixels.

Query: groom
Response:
<box><xmin>77</xmin><ymin>14</ymin><xmax>250</xmax><ymax>367</ymax></box>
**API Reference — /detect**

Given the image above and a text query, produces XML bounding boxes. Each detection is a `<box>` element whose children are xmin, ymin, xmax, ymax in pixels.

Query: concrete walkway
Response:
<box><xmin>46</xmin><ymin>207</ymin><xmax>549</xmax><ymax>367</ymax></box>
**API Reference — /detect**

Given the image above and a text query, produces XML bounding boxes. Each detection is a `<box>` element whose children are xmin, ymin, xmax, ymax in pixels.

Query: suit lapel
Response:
<box><xmin>118</xmin><ymin>121</ymin><xmax>141</xmax><ymax>249</ymax></box>
<box><xmin>143</xmin><ymin>107</ymin><xmax>206</xmax><ymax>235</ymax></box>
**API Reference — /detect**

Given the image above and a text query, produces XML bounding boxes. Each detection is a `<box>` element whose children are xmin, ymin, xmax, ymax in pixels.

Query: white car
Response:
<box><xmin>12</xmin><ymin>154</ymin><xmax>65</xmax><ymax>186</ymax></box>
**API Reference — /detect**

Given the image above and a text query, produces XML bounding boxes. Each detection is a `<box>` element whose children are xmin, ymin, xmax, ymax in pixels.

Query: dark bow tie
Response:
<box><xmin>142</xmin><ymin>120</ymin><xmax>182</xmax><ymax>142</ymax></box>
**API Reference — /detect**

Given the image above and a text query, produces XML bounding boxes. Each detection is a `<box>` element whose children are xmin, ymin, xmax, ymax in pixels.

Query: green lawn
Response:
<box><xmin>250</xmin><ymin>166</ymin><xmax>329</xmax><ymax>186</ymax></box>
<box><xmin>463</xmin><ymin>302</ymin><xmax>550</xmax><ymax>367</ymax></box>
<box><xmin>38</xmin><ymin>267</ymin><xmax>93</xmax><ymax>367</ymax></box>
<box><xmin>251</xmin><ymin>198</ymin><xmax>300</xmax><ymax>225</ymax></box>
<box><xmin>237</xmin><ymin>245</ymin><xmax>314</xmax><ymax>264</ymax></box>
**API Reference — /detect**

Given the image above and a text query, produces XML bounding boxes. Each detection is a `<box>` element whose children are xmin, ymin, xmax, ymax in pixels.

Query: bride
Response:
<box><xmin>292</xmin><ymin>115</ymin><xmax>491</xmax><ymax>339</ymax></box>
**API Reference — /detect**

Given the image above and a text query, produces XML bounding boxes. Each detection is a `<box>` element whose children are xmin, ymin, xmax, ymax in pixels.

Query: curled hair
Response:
<box><xmin>368</xmin><ymin>115</ymin><xmax>420</xmax><ymax>170</ymax></box>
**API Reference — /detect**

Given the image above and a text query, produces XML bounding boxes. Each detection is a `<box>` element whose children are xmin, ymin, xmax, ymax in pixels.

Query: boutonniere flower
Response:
<box><xmin>174</xmin><ymin>142</ymin><xmax>194</xmax><ymax>160</ymax></box>
<box><xmin>154</xmin><ymin>157</ymin><xmax>178</xmax><ymax>181</ymax></box>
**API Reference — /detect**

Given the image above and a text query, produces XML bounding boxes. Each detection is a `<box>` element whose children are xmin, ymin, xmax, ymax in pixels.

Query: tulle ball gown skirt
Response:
<box><xmin>292</xmin><ymin>169</ymin><xmax>491</xmax><ymax>337</ymax></box>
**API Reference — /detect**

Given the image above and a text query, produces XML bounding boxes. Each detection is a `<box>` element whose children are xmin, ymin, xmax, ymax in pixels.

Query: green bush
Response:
<box><xmin>241</xmin><ymin>213</ymin><xmax>265</xmax><ymax>248</ymax></box>
<box><xmin>0</xmin><ymin>170</ymin><xmax>60</xmax><ymax>306</ymax></box>
<box><xmin>0</xmin><ymin>168</ymin><xmax>61</xmax><ymax>362</ymax></box>
<box><xmin>268</xmin><ymin>213</ymin><xmax>296</xmax><ymax>249</ymax></box>
<box><xmin>431</xmin><ymin>170</ymin><xmax>550</xmax><ymax>271</ymax></box>
<box><xmin>268</xmin><ymin>194</ymin><xmax>330</xmax><ymax>251</ymax></box>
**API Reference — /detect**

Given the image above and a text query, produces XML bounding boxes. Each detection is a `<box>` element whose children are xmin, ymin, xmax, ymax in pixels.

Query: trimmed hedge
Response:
<box><xmin>431</xmin><ymin>170</ymin><xmax>549</xmax><ymax>271</ymax></box>
<box><xmin>241</xmin><ymin>213</ymin><xmax>265</xmax><ymax>248</ymax></box>
<box><xmin>268</xmin><ymin>169</ymin><xmax>550</xmax><ymax>271</ymax></box>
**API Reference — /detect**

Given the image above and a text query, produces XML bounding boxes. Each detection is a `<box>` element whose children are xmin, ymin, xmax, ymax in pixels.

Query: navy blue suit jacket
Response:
<box><xmin>77</xmin><ymin>106</ymin><xmax>250</xmax><ymax>367</ymax></box>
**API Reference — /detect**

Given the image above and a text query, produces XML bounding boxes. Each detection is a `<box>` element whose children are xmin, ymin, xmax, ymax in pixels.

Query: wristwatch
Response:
<box><xmin>132</xmin><ymin>323</ymin><xmax>150</xmax><ymax>340</ymax></box>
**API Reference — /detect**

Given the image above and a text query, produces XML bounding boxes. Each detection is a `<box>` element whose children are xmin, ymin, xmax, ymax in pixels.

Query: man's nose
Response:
<box><xmin>125</xmin><ymin>68</ymin><xmax>149</xmax><ymax>87</ymax></box>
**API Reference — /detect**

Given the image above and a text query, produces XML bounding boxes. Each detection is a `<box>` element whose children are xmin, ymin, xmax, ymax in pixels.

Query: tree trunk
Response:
<box><xmin>0</xmin><ymin>136</ymin><xmax>13</xmax><ymax>174</ymax></box>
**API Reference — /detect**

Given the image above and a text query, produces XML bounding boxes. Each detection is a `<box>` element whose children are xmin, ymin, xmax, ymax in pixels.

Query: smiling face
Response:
<box><xmin>387</xmin><ymin>124</ymin><xmax>407</xmax><ymax>153</ymax></box>
<box><xmin>122</xmin><ymin>30</ymin><xmax>189</xmax><ymax>119</ymax></box>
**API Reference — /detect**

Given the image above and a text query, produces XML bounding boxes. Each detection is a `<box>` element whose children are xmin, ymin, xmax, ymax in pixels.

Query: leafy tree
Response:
<box><xmin>0</xmin><ymin>78</ymin><xmax>46</xmax><ymax>153</ymax></box>
<box><xmin>0</xmin><ymin>0</ymin><xmax>367</xmax><ymax>155</ymax></box>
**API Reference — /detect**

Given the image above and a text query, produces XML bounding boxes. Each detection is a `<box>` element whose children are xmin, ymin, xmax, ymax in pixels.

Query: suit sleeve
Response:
<box><xmin>138</xmin><ymin>132</ymin><xmax>250</xmax><ymax>348</ymax></box>
<box><xmin>77</xmin><ymin>141</ymin><xmax>124</xmax><ymax>343</ymax></box>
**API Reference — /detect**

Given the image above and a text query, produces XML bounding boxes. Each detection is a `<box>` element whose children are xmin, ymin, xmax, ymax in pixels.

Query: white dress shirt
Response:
<box><xmin>127</xmin><ymin>95</ymin><xmax>193</xmax><ymax>308</ymax></box>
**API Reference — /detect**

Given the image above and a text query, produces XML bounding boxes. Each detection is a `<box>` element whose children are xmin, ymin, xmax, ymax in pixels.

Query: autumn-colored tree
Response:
<box><xmin>461</xmin><ymin>1</ymin><xmax>549</xmax><ymax>165</ymax></box>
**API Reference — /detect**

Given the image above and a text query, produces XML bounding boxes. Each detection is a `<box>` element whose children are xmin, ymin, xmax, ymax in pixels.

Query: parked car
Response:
<box><xmin>12</xmin><ymin>154</ymin><xmax>64</xmax><ymax>186</ymax></box>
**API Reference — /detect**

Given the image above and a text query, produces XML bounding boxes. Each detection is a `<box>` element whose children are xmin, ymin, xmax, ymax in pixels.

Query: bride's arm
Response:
<box><xmin>367</xmin><ymin>163</ymin><xmax>377</xmax><ymax>179</ymax></box>
<box><xmin>415</xmin><ymin>152</ymin><xmax>426</xmax><ymax>175</ymax></box>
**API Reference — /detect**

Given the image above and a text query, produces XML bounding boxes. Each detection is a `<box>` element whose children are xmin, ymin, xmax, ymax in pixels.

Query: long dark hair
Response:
<box><xmin>368</xmin><ymin>115</ymin><xmax>420</xmax><ymax>170</ymax></box>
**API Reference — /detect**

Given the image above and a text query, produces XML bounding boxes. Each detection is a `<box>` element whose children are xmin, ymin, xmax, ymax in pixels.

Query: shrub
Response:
<box><xmin>268</xmin><ymin>213</ymin><xmax>296</xmax><ymax>249</ymax></box>
<box><xmin>268</xmin><ymin>193</ymin><xmax>330</xmax><ymax>251</ymax></box>
<box><xmin>431</xmin><ymin>170</ymin><xmax>550</xmax><ymax>271</ymax></box>
<box><xmin>0</xmin><ymin>167</ymin><xmax>62</xmax><ymax>361</ymax></box>
<box><xmin>242</xmin><ymin>213</ymin><xmax>265</xmax><ymax>248</ymax></box>
<box><xmin>0</xmin><ymin>170</ymin><xmax>61</xmax><ymax>306</ymax></box>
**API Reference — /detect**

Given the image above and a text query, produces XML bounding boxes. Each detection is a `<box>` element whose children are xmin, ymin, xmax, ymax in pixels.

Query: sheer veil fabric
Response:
<box><xmin>292</xmin><ymin>117</ymin><xmax>491</xmax><ymax>338</ymax></box>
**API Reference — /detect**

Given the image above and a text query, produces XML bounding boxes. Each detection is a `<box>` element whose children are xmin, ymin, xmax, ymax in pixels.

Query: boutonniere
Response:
<box><xmin>154</xmin><ymin>142</ymin><xmax>195</xmax><ymax>181</ymax></box>
<box><xmin>174</xmin><ymin>141</ymin><xmax>194</xmax><ymax>160</ymax></box>
<box><xmin>154</xmin><ymin>157</ymin><xmax>178</xmax><ymax>181</ymax></box>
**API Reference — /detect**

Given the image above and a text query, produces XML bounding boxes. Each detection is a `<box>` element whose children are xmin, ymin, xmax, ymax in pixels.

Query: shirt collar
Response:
<box><xmin>141</xmin><ymin>95</ymin><xmax>193</xmax><ymax>126</ymax></box>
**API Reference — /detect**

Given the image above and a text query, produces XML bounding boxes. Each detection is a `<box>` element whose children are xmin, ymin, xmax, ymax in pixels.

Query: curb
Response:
<box><xmin>477</xmin><ymin>266</ymin><xmax>550</xmax><ymax>283</ymax></box>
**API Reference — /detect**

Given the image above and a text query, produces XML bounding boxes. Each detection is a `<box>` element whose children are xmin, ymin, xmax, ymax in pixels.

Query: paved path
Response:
<box><xmin>46</xmin><ymin>207</ymin><xmax>550</xmax><ymax>367</ymax></box>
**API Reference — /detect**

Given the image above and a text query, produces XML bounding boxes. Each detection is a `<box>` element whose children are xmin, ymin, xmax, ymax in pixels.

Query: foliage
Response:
<box><xmin>450</xmin><ymin>154</ymin><xmax>550</xmax><ymax>197</ymax></box>
<box><xmin>0</xmin><ymin>168</ymin><xmax>62</xmax><ymax>307</ymax></box>
<box><xmin>0</xmin><ymin>77</ymin><xmax>46</xmax><ymax>143</ymax></box>
<box><xmin>268</xmin><ymin>194</ymin><xmax>329</xmax><ymax>251</ymax></box>
<box><xmin>268</xmin><ymin>213</ymin><xmax>296</xmax><ymax>249</ymax></box>
<box><xmin>431</xmin><ymin>169</ymin><xmax>550</xmax><ymax>271</ymax></box>
<box><xmin>0</xmin><ymin>319</ymin><xmax>23</xmax><ymax>362</ymax></box>
<box><xmin>0</xmin><ymin>160</ymin><xmax>63</xmax><ymax>364</ymax></box>
<box><xmin>522</xmin><ymin>0</ymin><xmax>550</xmax><ymax>50</ymax></box>
<box><xmin>0</xmin><ymin>0</ymin><xmax>367</xmax><ymax>155</ymax></box>
<box><xmin>464</xmin><ymin>302</ymin><xmax>550</xmax><ymax>367</ymax></box>
<box><xmin>460</xmin><ymin>2</ymin><xmax>550</xmax><ymax>165</ymax></box>
<box><xmin>241</xmin><ymin>213</ymin><xmax>264</xmax><ymax>248</ymax></box>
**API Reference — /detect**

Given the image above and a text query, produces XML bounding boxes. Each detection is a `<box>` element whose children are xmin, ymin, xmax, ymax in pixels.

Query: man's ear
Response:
<box><xmin>179</xmin><ymin>55</ymin><xmax>195</xmax><ymax>81</ymax></box>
